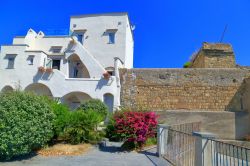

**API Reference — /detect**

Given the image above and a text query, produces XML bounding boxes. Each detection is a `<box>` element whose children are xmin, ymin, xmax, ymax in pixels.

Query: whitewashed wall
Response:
<box><xmin>70</xmin><ymin>13</ymin><xmax>134</xmax><ymax>69</ymax></box>
<box><xmin>0</xmin><ymin>13</ymin><xmax>134</xmax><ymax>111</ymax></box>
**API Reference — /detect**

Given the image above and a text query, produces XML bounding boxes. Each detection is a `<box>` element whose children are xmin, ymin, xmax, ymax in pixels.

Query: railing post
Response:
<box><xmin>157</xmin><ymin>124</ymin><xmax>170</xmax><ymax>157</ymax></box>
<box><xmin>193</xmin><ymin>132</ymin><xmax>216</xmax><ymax>166</ymax></box>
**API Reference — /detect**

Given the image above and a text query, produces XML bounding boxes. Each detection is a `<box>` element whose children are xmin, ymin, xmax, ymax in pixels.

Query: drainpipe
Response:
<box><xmin>114</xmin><ymin>57</ymin><xmax>124</xmax><ymax>110</ymax></box>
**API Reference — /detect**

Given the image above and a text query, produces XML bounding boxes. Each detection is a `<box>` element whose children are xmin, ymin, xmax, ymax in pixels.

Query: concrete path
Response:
<box><xmin>1</xmin><ymin>142</ymin><xmax>170</xmax><ymax>166</ymax></box>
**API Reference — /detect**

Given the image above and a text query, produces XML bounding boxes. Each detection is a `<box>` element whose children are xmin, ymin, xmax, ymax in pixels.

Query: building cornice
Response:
<box><xmin>70</xmin><ymin>12</ymin><xmax>128</xmax><ymax>18</ymax></box>
<box><xmin>2</xmin><ymin>44</ymin><xmax>29</xmax><ymax>47</ymax></box>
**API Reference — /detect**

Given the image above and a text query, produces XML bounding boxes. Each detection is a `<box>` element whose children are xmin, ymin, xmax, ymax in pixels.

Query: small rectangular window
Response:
<box><xmin>5</xmin><ymin>54</ymin><xmax>17</xmax><ymax>69</ymax></box>
<box><xmin>108</xmin><ymin>33</ymin><xmax>115</xmax><ymax>44</ymax></box>
<box><xmin>52</xmin><ymin>59</ymin><xmax>61</xmax><ymax>70</ymax></box>
<box><xmin>27</xmin><ymin>56</ymin><xmax>34</xmax><ymax>65</ymax></box>
<box><xmin>106</xmin><ymin>29</ymin><xmax>117</xmax><ymax>44</ymax></box>
<box><xmin>50</xmin><ymin>46</ymin><xmax>62</xmax><ymax>54</ymax></box>
<box><xmin>77</xmin><ymin>34</ymin><xmax>84</xmax><ymax>44</ymax></box>
<box><xmin>8</xmin><ymin>57</ymin><xmax>15</xmax><ymax>69</ymax></box>
<box><xmin>73</xmin><ymin>30</ymin><xmax>86</xmax><ymax>44</ymax></box>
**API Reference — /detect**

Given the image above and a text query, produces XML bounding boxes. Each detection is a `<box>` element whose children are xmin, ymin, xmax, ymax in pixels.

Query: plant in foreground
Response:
<box><xmin>107</xmin><ymin>110</ymin><xmax>158</xmax><ymax>150</ymax></box>
<box><xmin>0</xmin><ymin>91</ymin><xmax>55</xmax><ymax>160</ymax></box>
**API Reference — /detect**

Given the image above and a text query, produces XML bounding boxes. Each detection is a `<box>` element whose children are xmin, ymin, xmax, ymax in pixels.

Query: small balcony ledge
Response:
<box><xmin>65</xmin><ymin>78</ymin><xmax>101</xmax><ymax>81</ymax></box>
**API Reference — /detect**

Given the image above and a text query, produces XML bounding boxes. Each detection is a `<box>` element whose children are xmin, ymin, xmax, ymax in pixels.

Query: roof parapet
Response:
<box><xmin>202</xmin><ymin>42</ymin><xmax>233</xmax><ymax>52</ymax></box>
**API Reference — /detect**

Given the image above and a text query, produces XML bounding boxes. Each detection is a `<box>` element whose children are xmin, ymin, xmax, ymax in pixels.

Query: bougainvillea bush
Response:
<box><xmin>106</xmin><ymin>110</ymin><xmax>158</xmax><ymax>149</ymax></box>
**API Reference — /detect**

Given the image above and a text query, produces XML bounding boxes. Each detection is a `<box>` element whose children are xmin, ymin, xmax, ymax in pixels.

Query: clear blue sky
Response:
<box><xmin>1</xmin><ymin>0</ymin><xmax>250</xmax><ymax>68</ymax></box>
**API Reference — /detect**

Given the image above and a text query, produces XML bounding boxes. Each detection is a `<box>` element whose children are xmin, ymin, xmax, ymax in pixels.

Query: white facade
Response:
<box><xmin>0</xmin><ymin>13</ymin><xmax>134</xmax><ymax>112</ymax></box>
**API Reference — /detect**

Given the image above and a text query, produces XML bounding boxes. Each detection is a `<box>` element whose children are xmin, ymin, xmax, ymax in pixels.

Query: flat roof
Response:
<box><xmin>14</xmin><ymin>12</ymin><xmax>134</xmax><ymax>42</ymax></box>
<box><xmin>15</xmin><ymin>36</ymin><xmax>25</xmax><ymax>38</ymax></box>
<box><xmin>15</xmin><ymin>35</ymin><xmax>71</xmax><ymax>38</ymax></box>
<box><xmin>2</xmin><ymin>44</ymin><xmax>29</xmax><ymax>47</ymax></box>
<box><xmin>70</xmin><ymin>12</ymin><xmax>128</xmax><ymax>18</ymax></box>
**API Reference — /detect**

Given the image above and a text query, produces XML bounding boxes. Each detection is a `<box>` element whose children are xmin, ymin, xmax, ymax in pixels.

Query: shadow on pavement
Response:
<box><xmin>98</xmin><ymin>141</ymin><xmax>125</xmax><ymax>153</ymax></box>
<box><xmin>0</xmin><ymin>152</ymin><xmax>37</xmax><ymax>162</ymax></box>
<box><xmin>139</xmin><ymin>146</ymin><xmax>171</xmax><ymax>166</ymax></box>
<box><xmin>98</xmin><ymin>145</ymin><xmax>124</xmax><ymax>153</ymax></box>
<box><xmin>138</xmin><ymin>147</ymin><xmax>159</xmax><ymax>166</ymax></box>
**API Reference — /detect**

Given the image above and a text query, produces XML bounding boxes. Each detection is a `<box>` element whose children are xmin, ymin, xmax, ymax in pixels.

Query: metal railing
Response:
<box><xmin>157</xmin><ymin>122</ymin><xmax>250</xmax><ymax>166</ymax></box>
<box><xmin>209</xmin><ymin>139</ymin><xmax>250</xmax><ymax>166</ymax></box>
<box><xmin>170</xmin><ymin>122</ymin><xmax>201</xmax><ymax>134</ymax></box>
<box><xmin>164</xmin><ymin>129</ymin><xmax>196</xmax><ymax>166</ymax></box>
<box><xmin>162</xmin><ymin>122</ymin><xmax>201</xmax><ymax>166</ymax></box>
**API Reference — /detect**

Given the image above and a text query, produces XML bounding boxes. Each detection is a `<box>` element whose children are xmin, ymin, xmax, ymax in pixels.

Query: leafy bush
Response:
<box><xmin>50</xmin><ymin>101</ymin><xmax>71</xmax><ymax>139</ymax></box>
<box><xmin>0</xmin><ymin>91</ymin><xmax>55</xmax><ymax>160</ymax></box>
<box><xmin>62</xmin><ymin>110</ymin><xmax>104</xmax><ymax>144</ymax></box>
<box><xmin>50</xmin><ymin>100</ymin><xmax>105</xmax><ymax>144</ymax></box>
<box><xmin>80</xmin><ymin>99</ymin><xmax>108</xmax><ymax>121</ymax></box>
<box><xmin>106</xmin><ymin>110</ymin><xmax>158</xmax><ymax>149</ymax></box>
<box><xmin>183</xmin><ymin>61</ymin><xmax>191</xmax><ymax>68</ymax></box>
<box><xmin>105</xmin><ymin>115</ymin><xmax>121</xmax><ymax>142</ymax></box>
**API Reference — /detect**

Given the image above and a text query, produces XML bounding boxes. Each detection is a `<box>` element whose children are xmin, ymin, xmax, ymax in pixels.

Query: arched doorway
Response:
<box><xmin>61</xmin><ymin>92</ymin><xmax>92</xmax><ymax>110</ymax></box>
<box><xmin>1</xmin><ymin>85</ymin><xmax>14</xmax><ymax>93</ymax></box>
<box><xmin>104</xmin><ymin>93</ymin><xmax>114</xmax><ymax>113</ymax></box>
<box><xmin>68</xmin><ymin>54</ymin><xmax>90</xmax><ymax>78</ymax></box>
<box><xmin>25</xmin><ymin>83</ymin><xmax>53</xmax><ymax>97</ymax></box>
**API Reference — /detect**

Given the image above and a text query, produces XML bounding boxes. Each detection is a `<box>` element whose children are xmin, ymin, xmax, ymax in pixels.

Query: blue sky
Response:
<box><xmin>0</xmin><ymin>0</ymin><xmax>250</xmax><ymax>68</ymax></box>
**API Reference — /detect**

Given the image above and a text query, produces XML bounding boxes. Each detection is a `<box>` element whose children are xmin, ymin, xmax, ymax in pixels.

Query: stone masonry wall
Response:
<box><xmin>120</xmin><ymin>68</ymin><xmax>250</xmax><ymax>112</ymax></box>
<box><xmin>190</xmin><ymin>52</ymin><xmax>204</xmax><ymax>68</ymax></box>
<box><xmin>190</xmin><ymin>43</ymin><xmax>236</xmax><ymax>68</ymax></box>
<box><xmin>204</xmin><ymin>51</ymin><xmax>236</xmax><ymax>68</ymax></box>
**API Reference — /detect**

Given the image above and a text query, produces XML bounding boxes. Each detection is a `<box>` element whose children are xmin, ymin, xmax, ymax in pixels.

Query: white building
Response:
<box><xmin>0</xmin><ymin>13</ymin><xmax>134</xmax><ymax>112</ymax></box>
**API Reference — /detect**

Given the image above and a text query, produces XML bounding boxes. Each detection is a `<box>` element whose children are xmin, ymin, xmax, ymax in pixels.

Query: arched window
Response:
<box><xmin>68</xmin><ymin>54</ymin><xmax>90</xmax><ymax>78</ymax></box>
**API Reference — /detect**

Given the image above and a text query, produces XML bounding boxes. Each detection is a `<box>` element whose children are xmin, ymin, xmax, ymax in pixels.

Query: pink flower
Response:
<box><xmin>113</xmin><ymin>111</ymin><xmax>158</xmax><ymax>147</ymax></box>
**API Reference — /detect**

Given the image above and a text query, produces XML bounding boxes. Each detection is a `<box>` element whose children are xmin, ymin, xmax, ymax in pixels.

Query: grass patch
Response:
<box><xmin>144</xmin><ymin>137</ymin><xmax>157</xmax><ymax>147</ymax></box>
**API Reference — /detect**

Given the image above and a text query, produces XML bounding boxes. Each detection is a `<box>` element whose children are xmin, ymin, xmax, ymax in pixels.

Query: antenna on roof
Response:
<box><xmin>219</xmin><ymin>24</ymin><xmax>228</xmax><ymax>43</ymax></box>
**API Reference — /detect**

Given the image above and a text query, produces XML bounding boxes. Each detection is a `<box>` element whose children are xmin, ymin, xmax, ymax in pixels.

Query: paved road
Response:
<box><xmin>1</xmin><ymin>142</ymin><xmax>170</xmax><ymax>166</ymax></box>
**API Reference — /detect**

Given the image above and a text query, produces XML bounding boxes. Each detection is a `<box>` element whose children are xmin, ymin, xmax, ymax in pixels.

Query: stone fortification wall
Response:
<box><xmin>120</xmin><ymin>68</ymin><xmax>250</xmax><ymax>112</ymax></box>
<box><xmin>190</xmin><ymin>43</ymin><xmax>236</xmax><ymax>68</ymax></box>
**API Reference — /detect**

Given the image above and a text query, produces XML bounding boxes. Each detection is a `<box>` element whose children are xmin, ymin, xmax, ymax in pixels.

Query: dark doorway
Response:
<box><xmin>52</xmin><ymin>60</ymin><xmax>60</xmax><ymax>70</ymax></box>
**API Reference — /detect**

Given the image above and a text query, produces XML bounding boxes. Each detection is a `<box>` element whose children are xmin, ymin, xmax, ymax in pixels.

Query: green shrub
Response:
<box><xmin>105</xmin><ymin>115</ymin><xmax>121</xmax><ymax>142</ymax></box>
<box><xmin>80</xmin><ymin>99</ymin><xmax>108</xmax><ymax>121</ymax></box>
<box><xmin>62</xmin><ymin>110</ymin><xmax>104</xmax><ymax>144</ymax></box>
<box><xmin>0</xmin><ymin>91</ymin><xmax>55</xmax><ymax>160</ymax></box>
<box><xmin>50</xmin><ymin>102</ymin><xmax>71</xmax><ymax>139</ymax></box>
<box><xmin>183</xmin><ymin>61</ymin><xmax>191</xmax><ymax>68</ymax></box>
<box><xmin>45</xmin><ymin>99</ymin><xmax>107</xmax><ymax>145</ymax></box>
<box><xmin>144</xmin><ymin>137</ymin><xmax>157</xmax><ymax>146</ymax></box>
